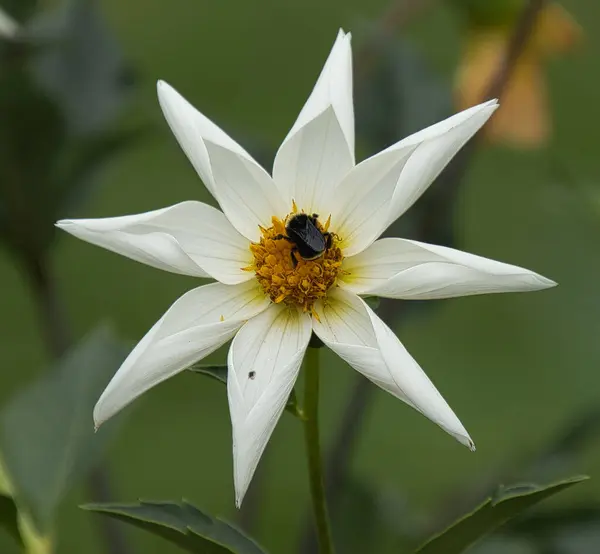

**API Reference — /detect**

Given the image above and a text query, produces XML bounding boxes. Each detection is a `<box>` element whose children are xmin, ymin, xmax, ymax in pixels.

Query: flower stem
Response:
<box><xmin>303</xmin><ymin>347</ymin><xmax>335</xmax><ymax>554</ymax></box>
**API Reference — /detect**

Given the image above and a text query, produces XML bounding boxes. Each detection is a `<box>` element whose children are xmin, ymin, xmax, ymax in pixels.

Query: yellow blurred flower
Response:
<box><xmin>454</xmin><ymin>3</ymin><xmax>582</xmax><ymax>148</ymax></box>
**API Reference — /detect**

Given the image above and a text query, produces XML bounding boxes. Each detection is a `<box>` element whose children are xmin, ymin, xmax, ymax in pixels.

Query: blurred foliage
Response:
<box><xmin>0</xmin><ymin>0</ymin><xmax>144</xmax><ymax>263</ymax></box>
<box><xmin>449</xmin><ymin>0</ymin><xmax>523</xmax><ymax>27</ymax></box>
<box><xmin>0</xmin><ymin>0</ymin><xmax>37</xmax><ymax>25</ymax></box>
<box><xmin>83</xmin><ymin>500</ymin><xmax>268</xmax><ymax>554</ymax></box>
<box><xmin>0</xmin><ymin>326</ymin><xmax>127</xmax><ymax>536</ymax></box>
<box><xmin>0</xmin><ymin>458</ymin><xmax>21</xmax><ymax>547</ymax></box>
<box><xmin>29</xmin><ymin>0</ymin><xmax>134</xmax><ymax>135</ymax></box>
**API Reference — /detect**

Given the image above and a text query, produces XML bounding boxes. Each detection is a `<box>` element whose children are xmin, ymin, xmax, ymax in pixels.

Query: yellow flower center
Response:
<box><xmin>247</xmin><ymin>207</ymin><xmax>343</xmax><ymax>313</ymax></box>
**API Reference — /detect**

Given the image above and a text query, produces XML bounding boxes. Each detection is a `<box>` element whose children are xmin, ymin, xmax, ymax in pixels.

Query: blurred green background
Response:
<box><xmin>1</xmin><ymin>0</ymin><xmax>600</xmax><ymax>552</ymax></box>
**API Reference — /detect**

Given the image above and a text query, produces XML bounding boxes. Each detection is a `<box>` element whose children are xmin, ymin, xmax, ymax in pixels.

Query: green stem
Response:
<box><xmin>303</xmin><ymin>347</ymin><xmax>335</xmax><ymax>554</ymax></box>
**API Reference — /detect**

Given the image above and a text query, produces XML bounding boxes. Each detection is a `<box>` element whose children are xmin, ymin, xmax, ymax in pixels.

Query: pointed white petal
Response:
<box><xmin>57</xmin><ymin>201</ymin><xmax>254</xmax><ymax>284</ymax></box>
<box><xmin>227</xmin><ymin>304</ymin><xmax>311</xmax><ymax>506</ymax></box>
<box><xmin>94</xmin><ymin>281</ymin><xmax>270</xmax><ymax>426</ymax></box>
<box><xmin>385</xmin><ymin>100</ymin><xmax>499</xmax><ymax>227</ymax></box>
<box><xmin>330</xmin><ymin>146</ymin><xmax>418</xmax><ymax>257</ymax></box>
<box><xmin>273</xmin><ymin>30</ymin><xmax>354</xmax><ymax>213</ymax></box>
<box><xmin>330</xmin><ymin>100</ymin><xmax>498</xmax><ymax>257</ymax></box>
<box><xmin>204</xmin><ymin>140</ymin><xmax>288</xmax><ymax>242</ymax></box>
<box><xmin>157</xmin><ymin>81</ymin><xmax>286</xmax><ymax>241</ymax></box>
<box><xmin>341</xmin><ymin>238</ymin><xmax>556</xmax><ymax>299</ymax></box>
<box><xmin>312</xmin><ymin>288</ymin><xmax>473</xmax><ymax>449</ymax></box>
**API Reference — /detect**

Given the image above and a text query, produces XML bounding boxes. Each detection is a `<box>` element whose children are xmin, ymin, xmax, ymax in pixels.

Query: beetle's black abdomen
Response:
<box><xmin>286</xmin><ymin>214</ymin><xmax>327</xmax><ymax>260</ymax></box>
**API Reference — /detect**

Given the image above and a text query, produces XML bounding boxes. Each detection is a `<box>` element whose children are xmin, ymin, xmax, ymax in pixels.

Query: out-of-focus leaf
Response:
<box><xmin>30</xmin><ymin>0</ymin><xmax>134</xmax><ymax>134</ymax></box>
<box><xmin>363</xmin><ymin>296</ymin><xmax>381</xmax><ymax>311</ymax></box>
<box><xmin>0</xmin><ymin>457</ymin><xmax>21</xmax><ymax>547</ymax></box>
<box><xmin>82</xmin><ymin>500</ymin><xmax>268</xmax><ymax>554</ymax></box>
<box><xmin>189</xmin><ymin>363</ymin><xmax>304</xmax><ymax>420</ymax></box>
<box><xmin>527</xmin><ymin>406</ymin><xmax>600</xmax><ymax>479</ymax></box>
<box><xmin>448</xmin><ymin>0</ymin><xmax>523</xmax><ymax>27</ymax></box>
<box><xmin>0</xmin><ymin>0</ymin><xmax>37</xmax><ymax>24</ymax></box>
<box><xmin>55</xmin><ymin>124</ymin><xmax>152</xmax><ymax>215</ymax></box>
<box><xmin>331</xmin><ymin>476</ymin><xmax>389</xmax><ymax>554</ymax></box>
<box><xmin>0</xmin><ymin>326</ymin><xmax>128</xmax><ymax>533</ymax></box>
<box><xmin>0</xmin><ymin>68</ymin><xmax>65</xmax><ymax>254</ymax></box>
<box><xmin>355</xmin><ymin>34</ymin><xmax>450</xmax><ymax>160</ymax></box>
<box><xmin>416</xmin><ymin>476</ymin><xmax>588</xmax><ymax>554</ymax></box>
<box><xmin>509</xmin><ymin>505</ymin><xmax>600</xmax><ymax>536</ymax></box>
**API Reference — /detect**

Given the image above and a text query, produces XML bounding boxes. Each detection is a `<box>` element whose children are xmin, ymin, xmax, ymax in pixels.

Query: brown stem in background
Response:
<box><xmin>24</xmin><ymin>254</ymin><xmax>131</xmax><ymax>554</ymax></box>
<box><xmin>298</xmin><ymin>0</ymin><xmax>547</xmax><ymax>552</ymax></box>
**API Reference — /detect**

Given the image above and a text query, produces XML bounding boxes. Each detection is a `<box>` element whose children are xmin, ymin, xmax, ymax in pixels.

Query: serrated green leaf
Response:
<box><xmin>189</xmin><ymin>364</ymin><xmax>304</xmax><ymax>420</ymax></box>
<box><xmin>416</xmin><ymin>476</ymin><xmax>588</xmax><ymax>554</ymax></box>
<box><xmin>0</xmin><ymin>326</ymin><xmax>128</xmax><ymax>533</ymax></box>
<box><xmin>82</xmin><ymin>500</ymin><xmax>268</xmax><ymax>554</ymax></box>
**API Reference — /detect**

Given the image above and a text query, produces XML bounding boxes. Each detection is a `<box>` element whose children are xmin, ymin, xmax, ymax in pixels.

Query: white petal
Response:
<box><xmin>157</xmin><ymin>81</ymin><xmax>287</xmax><ymax>241</ymax></box>
<box><xmin>272</xmin><ymin>30</ymin><xmax>354</xmax><ymax>213</ymax></box>
<box><xmin>385</xmin><ymin>100</ymin><xmax>499</xmax><ymax>227</ymax></box>
<box><xmin>227</xmin><ymin>304</ymin><xmax>311</xmax><ymax>506</ymax></box>
<box><xmin>312</xmin><ymin>288</ymin><xmax>473</xmax><ymax>449</ymax></box>
<box><xmin>204</xmin><ymin>140</ymin><xmax>288</xmax><ymax>242</ymax></box>
<box><xmin>57</xmin><ymin>201</ymin><xmax>254</xmax><ymax>284</ymax></box>
<box><xmin>341</xmin><ymin>238</ymin><xmax>556</xmax><ymax>299</ymax></box>
<box><xmin>330</xmin><ymin>146</ymin><xmax>418</xmax><ymax>257</ymax></box>
<box><xmin>94</xmin><ymin>281</ymin><xmax>270</xmax><ymax>427</ymax></box>
<box><xmin>330</xmin><ymin>101</ymin><xmax>498</xmax><ymax>257</ymax></box>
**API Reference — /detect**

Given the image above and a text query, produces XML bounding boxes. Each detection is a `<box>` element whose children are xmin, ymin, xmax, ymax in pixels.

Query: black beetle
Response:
<box><xmin>277</xmin><ymin>213</ymin><xmax>332</xmax><ymax>267</ymax></box>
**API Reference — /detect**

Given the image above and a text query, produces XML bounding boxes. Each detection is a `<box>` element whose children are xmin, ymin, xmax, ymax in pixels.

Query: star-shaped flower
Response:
<box><xmin>57</xmin><ymin>30</ymin><xmax>555</xmax><ymax>506</ymax></box>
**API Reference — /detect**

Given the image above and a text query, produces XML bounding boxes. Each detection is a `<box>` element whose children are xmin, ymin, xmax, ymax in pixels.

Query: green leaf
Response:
<box><xmin>0</xmin><ymin>326</ymin><xmax>128</xmax><ymax>533</ymax></box>
<box><xmin>416</xmin><ymin>476</ymin><xmax>588</xmax><ymax>554</ymax></box>
<box><xmin>189</xmin><ymin>364</ymin><xmax>304</xmax><ymax>420</ymax></box>
<box><xmin>82</xmin><ymin>500</ymin><xmax>268</xmax><ymax>554</ymax></box>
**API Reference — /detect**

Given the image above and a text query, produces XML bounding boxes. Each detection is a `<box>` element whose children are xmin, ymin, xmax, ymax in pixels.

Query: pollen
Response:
<box><xmin>248</xmin><ymin>213</ymin><xmax>343</xmax><ymax>312</ymax></box>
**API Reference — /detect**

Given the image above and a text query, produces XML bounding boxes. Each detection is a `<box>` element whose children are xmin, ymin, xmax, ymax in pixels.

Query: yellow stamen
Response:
<box><xmin>250</xmin><ymin>210</ymin><xmax>343</xmax><ymax>312</ymax></box>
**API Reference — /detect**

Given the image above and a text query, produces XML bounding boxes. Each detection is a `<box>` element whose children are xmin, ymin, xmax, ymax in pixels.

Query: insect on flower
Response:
<box><xmin>56</xmin><ymin>29</ymin><xmax>556</xmax><ymax>507</ymax></box>
<box><xmin>276</xmin><ymin>212</ymin><xmax>333</xmax><ymax>266</ymax></box>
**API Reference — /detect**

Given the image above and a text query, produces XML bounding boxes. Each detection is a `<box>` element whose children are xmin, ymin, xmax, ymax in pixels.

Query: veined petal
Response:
<box><xmin>94</xmin><ymin>281</ymin><xmax>270</xmax><ymax>427</ymax></box>
<box><xmin>227</xmin><ymin>304</ymin><xmax>311</xmax><ymax>506</ymax></box>
<box><xmin>312</xmin><ymin>288</ymin><xmax>473</xmax><ymax>449</ymax></box>
<box><xmin>341</xmin><ymin>238</ymin><xmax>556</xmax><ymax>299</ymax></box>
<box><xmin>330</xmin><ymin>101</ymin><xmax>498</xmax><ymax>257</ymax></box>
<box><xmin>273</xmin><ymin>30</ymin><xmax>354</xmax><ymax>213</ymax></box>
<box><xmin>204</xmin><ymin>140</ymin><xmax>288</xmax><ymax>242</ymax></box>
<box><xmin>330</xmin><ymin>145</ymin><xmax>418</xmax><ymax>257</ymax></box>
<box><xmin>157</xmin><ymin>81</ymin><xmax>286</xmax><ymax>241</ymax></box>
<box><xmin>57</xmin><ymin>201</ymin><xmax>254</xmax><ymax>284</ymax></box>
<box><xmin>385</xmin><ymin>99</ymin><xmax>499</xmax><ymax>227</ymax></box>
